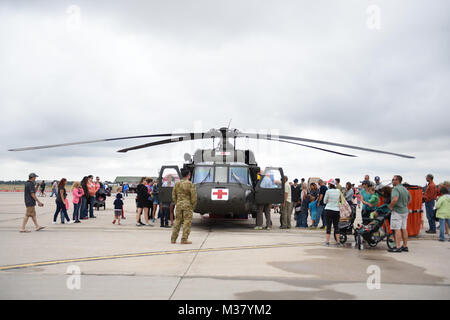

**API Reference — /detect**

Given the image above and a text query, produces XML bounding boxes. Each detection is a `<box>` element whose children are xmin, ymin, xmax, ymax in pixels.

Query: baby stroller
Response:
<box><xmin>94</xmin><ymin>187</ymin><xmax>106</xmax><ymax>210</ymax></box>
<box><xmin>354</xmin><ymin>204</ymin><xmax>396</xmax><ymax>250</ymax></box>
<box><xmin>105</xmin><ymin>186</ymin><xmax>111</xmax><ymax>197</ymax></box>
<box><xmin>334</xmin><ymin>203</ymin><xmax>357</xmax><ymax>244</ymax></box>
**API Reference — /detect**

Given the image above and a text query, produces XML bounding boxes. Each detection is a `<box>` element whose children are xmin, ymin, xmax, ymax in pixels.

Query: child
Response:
<box><xmin>160</xmin><ymin>202</ymin><xmax>170</xmax><ymax>228</ymax></box>
<box><xmin>113</xmin><ymin>193</ymin><xmax>124</xmax><ymax>225</ymax></box>
<box><xmin>72</xmin><ymin>182</ymin><xmax>84</xmax><ymax>223</ymax></box>
<box><xmin>116</xmin><ymin>186</ymin><xmax>126</xmax><ymax>219</ymax></box>
<box><xmin>364</xmin><ymin>185</ymin><xmax>380</xmax><ymax>219</ymax></box>
<box><xmin>308</xmin><ymin>199</ymin><xmax>318</xmax><ymax>228</ymax></box>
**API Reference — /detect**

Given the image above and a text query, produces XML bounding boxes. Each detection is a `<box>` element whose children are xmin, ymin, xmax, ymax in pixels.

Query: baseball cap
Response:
<box><xmin>375</xmin><ymin>176</ymin><xmax>380</xmax><ymax>181</ymax></box>
<box><xmin>29</xmin><ymin>173</ymin><xmax>38</xmax><ymax>178</ymax></box>
<box><xmin>328</xmin><ymin>179</ymin><xmax>336</xmax><ymax>185</ymax></box>
<box><xmin>294</xmin><ymin>179</ymin><xmax>298</xmax><ymax>183</ymax></box>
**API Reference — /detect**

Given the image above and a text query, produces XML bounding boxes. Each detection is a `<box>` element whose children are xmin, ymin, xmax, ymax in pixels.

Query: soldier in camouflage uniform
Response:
<box><xmin>171</xmin><ymin>169</ymin><xmax>197</xmax><ymax>244</ymax></box>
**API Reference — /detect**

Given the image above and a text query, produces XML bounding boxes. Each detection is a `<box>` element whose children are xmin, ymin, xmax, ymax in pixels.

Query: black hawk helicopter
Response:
<box><xmin>9</xmin><ymin>127</ymin><xmax>414</xmax><ymax>218</ymax></box>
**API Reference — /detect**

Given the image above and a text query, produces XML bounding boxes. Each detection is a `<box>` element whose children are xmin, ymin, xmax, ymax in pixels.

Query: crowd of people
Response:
<box><xmin>255</xmin><ymin>173</ymin><xmax>450</xmax><ymax>252</ymax></box>
<box><xmin>21</xmin><ymin>172</ymin><xmax>450</xmax><ymax>250</ymax></box>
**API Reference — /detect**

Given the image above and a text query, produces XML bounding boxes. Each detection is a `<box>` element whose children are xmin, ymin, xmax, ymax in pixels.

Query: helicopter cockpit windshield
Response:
<box><xmin>193</xmin><ymin>166</ymin><xmax>214</xmax><ymax>184</ymax></box>
<box><xmin>229</xmin><ymin>167</ymin><xmax>251</xmax><ymax>186</ymax></box>
<box><xmin>192</xmin><ymin>165</ymin><xmax>252</xmax><ymax>186</ymax></box>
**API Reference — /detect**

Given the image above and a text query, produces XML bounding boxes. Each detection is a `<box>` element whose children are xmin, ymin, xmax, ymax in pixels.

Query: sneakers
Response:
<box><xmin>254</xmin><ymin>226</ymin><xmax>263</xmax><ymax>230</ymax></box>
<box><xmin>388</xmin><ymin>247</ymin><xmax>403</xmax><ymax>253</ymax></box>
<box><xmin>68</xmin><ymin>220</ymin><xmax>74</xmax><ymax>224</ymax></box>
<box><xmin>112</xmin><ymin>220</ymin><xmax>116</xmax><ymax>224</ymax></box>
<box><xmin>136</xmin><ymin>223</ymin><xmax>143</xmax><ymax>227</ymax></box>
<box><xmin>171</xmin><ymin>240</ymin><xmax>176</xmax><ymax>244</ymax></box>
<box><xmin>52</xmin><ymin>221</ymin><xmax>57</xmax><ymax>224</ymax></box>
<box><xmin>74</xmin><ymin>220</ymin><xmax>81</xmax><ymax>223</ymax></box>
<box><xmin>181</xmin><ymin>240</ymin><xmax>192</xmax><ymax>244</ymax></box>
<box><xmin>264</xmin><ymin>226</ymin><xmax>272</xmax><ymax>230</ymax></box>
<box><xmin>335</xmin><ymin>243</ymin><xmax>343</xmax><ymax>247</ymax></box>
<box><xmin>152</xmin><ymin>218</ymin><xmax>156</xmax><ymax>223</ymax></box>
<box><xmin>425</xmin><ymin>229</ymin><xmax>436</xmax><ymax>234</ymax></box>
<box><xmin>323</xmin><ymin>242</ymin><xmax>330</xmax><ymax>246</ymax></box>
<box><xmin>401</xmin><ymin>246</ymin><xmax>409</xmax><ymax>252</ymax></box>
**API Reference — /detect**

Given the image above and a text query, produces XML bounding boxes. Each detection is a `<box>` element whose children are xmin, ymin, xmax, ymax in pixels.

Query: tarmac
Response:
<box><xmin>0</xmin><ymin>192</ymin><xmax>449</xmax><ymax>300</ymax></box>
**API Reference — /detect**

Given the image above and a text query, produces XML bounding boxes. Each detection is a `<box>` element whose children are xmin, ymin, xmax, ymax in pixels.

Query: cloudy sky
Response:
<box><xmin>0</xmin><ymin>0</ymin><xmax>449</xmax><ymax>186</ymax></box>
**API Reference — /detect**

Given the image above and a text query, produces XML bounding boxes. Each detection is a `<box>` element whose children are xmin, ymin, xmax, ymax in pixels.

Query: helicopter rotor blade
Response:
<box><xmin>237</xmin><ymin>132</ymin><xmax>415</xmax><ymax>159</ymax></box>
<box><xmin>7</xmin><ymin>133</ymin><xmax>197</xmax><ymax>152</ymax></box>
<box><xmin>276</xmin><ymin>139</ymin><xmax>357</xmax><ymax>157</ymax></box>
<box><xmin>116</xmin><ymin>134</ymin><xmax>206</xmax><ymax>153</ymax></box>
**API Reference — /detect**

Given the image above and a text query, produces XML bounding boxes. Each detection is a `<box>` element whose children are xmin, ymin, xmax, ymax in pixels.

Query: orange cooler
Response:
<box><xmin>406</xmin><ymin>186</ymin><xmax>423</xmax><ymax>237</ymax></box>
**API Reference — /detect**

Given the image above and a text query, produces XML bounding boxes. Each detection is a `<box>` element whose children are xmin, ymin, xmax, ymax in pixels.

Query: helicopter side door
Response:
<box><xmin>158</xmin><ymin>166</ymin><xmax>181</xmax><ymax>203</ymax></box>
<box><xmin>254</xmin><ymin>167</ymin><xmax>285</xmax><ymax>205</ymax></box>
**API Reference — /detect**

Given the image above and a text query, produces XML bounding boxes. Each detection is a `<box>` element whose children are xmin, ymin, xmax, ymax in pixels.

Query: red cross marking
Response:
<box><xmin>213</xmin><ymin>189</ymin><xmax>228</xmax><ymax>199</ymax></box>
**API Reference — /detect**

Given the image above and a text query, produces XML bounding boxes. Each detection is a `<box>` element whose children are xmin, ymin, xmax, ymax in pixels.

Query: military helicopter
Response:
<box><xmin>9</xmin><ymin>127</ymin><xmax>414</xmax><ymax>218</ymax></box>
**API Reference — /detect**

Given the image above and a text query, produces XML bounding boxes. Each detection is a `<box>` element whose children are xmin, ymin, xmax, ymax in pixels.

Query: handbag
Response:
<box><xmin>339</xmin><ymin>193</ymin><xmax>352</xmax><ymax>219</ymax></box>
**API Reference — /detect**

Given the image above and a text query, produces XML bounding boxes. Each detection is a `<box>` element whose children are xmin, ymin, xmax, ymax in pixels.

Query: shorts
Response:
<box><xmin>145</xmin><ymin>200</ymin><xmax>153</xmax><ymax>208</ymax></box>
<box><xmin>26</xmin><ymin>206</ymin><xmax>36</xmax><ymax>217</ymax></box>
<box><xmin>114</xmin><ymin>209</ymin><xmax>122</xmax><ymax>217</ymax></box>
<box><xmin>390</xmin><ymin>211</ymin><xmax>408</xmax><ymax>230</ymax></box>
<box><xmin>136</xmin><ymin>199</ymin><xmax>146</xmax><ymax>208</ymax></box>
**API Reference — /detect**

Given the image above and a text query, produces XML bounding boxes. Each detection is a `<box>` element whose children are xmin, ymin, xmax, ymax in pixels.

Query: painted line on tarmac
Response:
<box><xmin>0</xmin><ymin>242</ymin><xmax>321</xmax><ymax>271</ymax></box>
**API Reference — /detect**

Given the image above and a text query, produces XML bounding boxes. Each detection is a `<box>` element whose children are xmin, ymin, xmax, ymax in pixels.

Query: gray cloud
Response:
<box><xmin>0</xmin><ymin>0</ymin><xmax>449</xmax><ymax>185</ymax></box>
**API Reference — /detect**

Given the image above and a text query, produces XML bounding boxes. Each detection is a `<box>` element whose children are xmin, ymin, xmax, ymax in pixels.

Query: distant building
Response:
<box><xmin>114</xmin><ymin>176</ymin><xmax>142</xmax><ymax>185</ymax></box>
<box><xmin>114</xmin><ymin>176</ymin><xmax>158</xmax><ymax>193</ymax></box>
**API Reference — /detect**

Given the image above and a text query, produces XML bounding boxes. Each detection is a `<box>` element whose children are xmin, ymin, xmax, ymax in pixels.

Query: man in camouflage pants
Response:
<box><xmin>171</xmin><ymin>169</ymin><xmax>197</xmax><ymax>244</ymax></box>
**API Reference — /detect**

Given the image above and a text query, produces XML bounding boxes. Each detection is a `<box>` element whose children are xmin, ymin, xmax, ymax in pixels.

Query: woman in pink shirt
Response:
<box><xmin>72</xmin><ymin>181</ymin><xmax>84</xmax><ymax>223</ymax></box>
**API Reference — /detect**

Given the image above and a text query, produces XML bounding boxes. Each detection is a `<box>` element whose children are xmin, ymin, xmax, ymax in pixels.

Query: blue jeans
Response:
<box><xmin>80</xmin><ymin>196</ymin><xmax>88</xmax><ymax>219</ymax></box>
<box><xmin>54</xmin><ymin>200</ymin><xmax>69</xmax><ymax>223</ymax></box>
<box><xmin>73</xmin><ymin>203</ymin><xmax>80</xmax><ymax>221</ymax></box>
<box><xmin>88</xmin><ymin>196</ymin><xmax>95</xmax><ymax>217</ymax></box>
<box><xmin>439</xmin><ymin>218</ymin><xmax>449</xmax><ymax>241</ymax></box>
<box><xmin>425</xmin><ymin>200</ymin><xmax>436</xmax><ymax>231</ymax></box>
<box><xmin>315</xmin><ymin>205</ymin><xmax>326</xmax><ymax>227</ymax></box>
<box><xmin>161</xmin><ymin>206</ymin><xmax>170</xmax><ymax>226</ymax></box>
<box><xmin>50</xmin><ymin>188</ymin><xmax>57</xmax><ymax>197</ymax></box>
<box><xmin>295</xmin><ymin>205</ymin><xmax>308</xmax><ymax>227</ymax></box>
